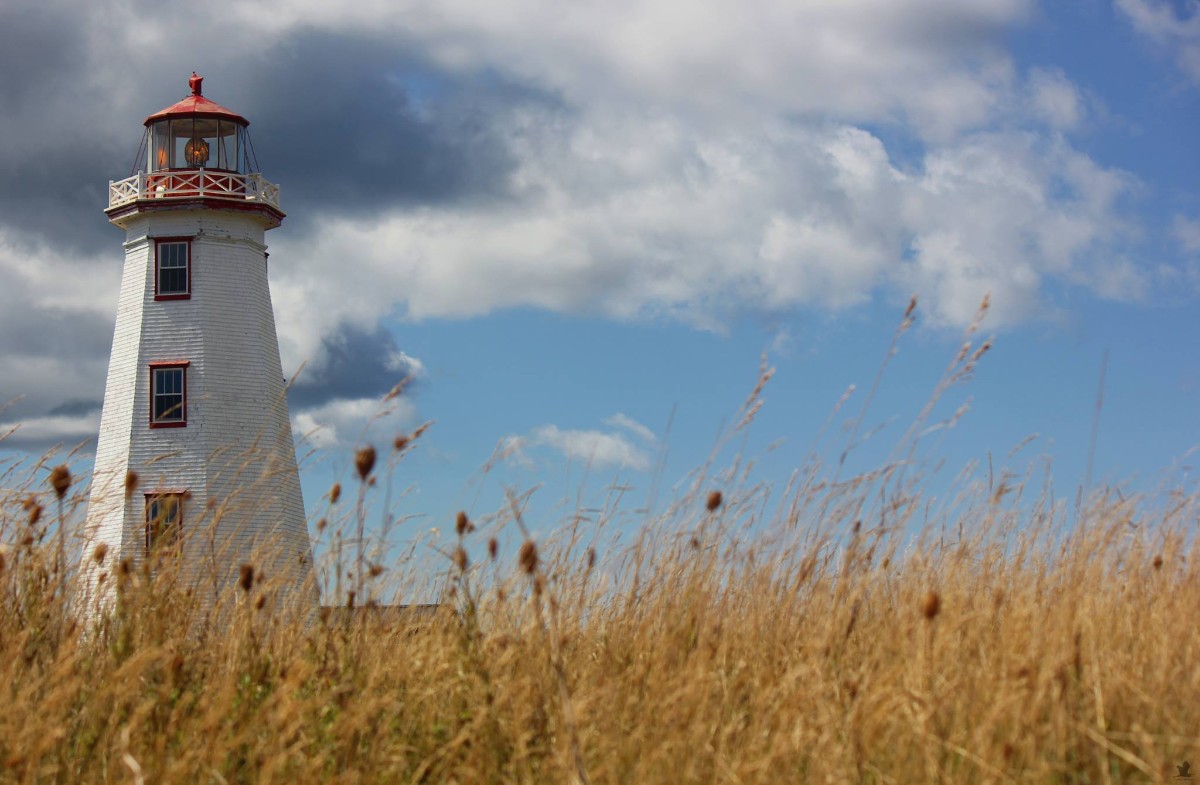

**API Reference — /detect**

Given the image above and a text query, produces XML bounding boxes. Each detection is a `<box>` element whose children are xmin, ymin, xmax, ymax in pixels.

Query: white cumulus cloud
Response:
<box><xmin>499</xmin><ymin>415</ymin><xmax>656</xmax><ymax>471</ymax></box>
<box><xmin>292</xmin><ymin>396</ymin><xmax>417</xmax><ymax>451</ymax></box>
<box><xmin>1117</xmin><ymin>0</ymin><xmax>1200</xmax><ymax>86</ymax></box>
<box><xmin>272</xmin><ymin>113</ymin><xmax>1134</xmax><ymax>333</ymax></box>
<box><xmin>1175</xmin><ymin>214</ymin><xmax>1200</xmax><ymax>255</ymax></box>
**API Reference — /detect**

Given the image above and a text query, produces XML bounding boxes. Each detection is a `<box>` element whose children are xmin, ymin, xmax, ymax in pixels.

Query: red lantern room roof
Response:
<box><xmin>143</xmin><ymin>73</ymin><xmax>248</xmax><ymax>127</ymax></box>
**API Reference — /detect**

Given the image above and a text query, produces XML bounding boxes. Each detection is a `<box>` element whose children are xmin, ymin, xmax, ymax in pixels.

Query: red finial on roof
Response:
<box><xmin>189</xmin><ymin>72</ymin><xmax>203</xmax><ymax>96</ymax></box>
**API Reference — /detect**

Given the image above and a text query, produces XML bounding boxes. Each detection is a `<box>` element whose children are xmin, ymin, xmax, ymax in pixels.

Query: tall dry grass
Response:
<box><xmin>1</xmin><ymin>301</ymin><xmax>1197</xmax><ymax>784</ymax></box>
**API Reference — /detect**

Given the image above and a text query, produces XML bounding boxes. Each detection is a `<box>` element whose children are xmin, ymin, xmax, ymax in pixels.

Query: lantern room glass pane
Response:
<box><xmin>216</xmin><ymin>120</ymin><xmax>238</xmax><ymax>171</ymax></box>
<box><xmin>192</xmin><ymin>118</ymin><xmax>218</xmax><ymax>168</ymax></box>
<box><xmin>170</xmin><ymin>118</ymin><xmax>193</xmax><ymax>168</ymax></box>
<box><xmin>153</xmin><ymin>117</ymin><xmax>247</xmax><ymax>170</ymax></box>
<box><xmin>239</xmin><ymin>127</ymin><xmax>251</xmax><ymax>173</ymax></box>
<box><xmin>149</xmin><ymin>121</ymin><xmax>170</xmax><ymax>172</ymax></box>
<box><xmin>169</xmin><ymin>117</ymin><xmax>217</xmax><ymax>168</ymax></box>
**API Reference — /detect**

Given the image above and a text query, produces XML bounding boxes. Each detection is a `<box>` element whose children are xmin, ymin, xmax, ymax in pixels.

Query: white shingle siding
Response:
<box><xmin>81</xmin><ymin>206</ymin><xmax>314</xmax><ymax>614</ymax></box>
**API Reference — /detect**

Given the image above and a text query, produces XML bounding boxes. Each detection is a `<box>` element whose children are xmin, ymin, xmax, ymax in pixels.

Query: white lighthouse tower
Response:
<box><xmin>82</xmin><ymin>74</ymin><xmax>314</xmax><ymax>610</ymax></box>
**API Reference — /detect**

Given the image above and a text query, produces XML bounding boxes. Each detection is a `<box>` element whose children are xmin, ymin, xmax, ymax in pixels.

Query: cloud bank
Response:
<box><xmin>0</xmin><ymin>0</ymin><xmax>1182</xmax><ymax>449</ymax></box>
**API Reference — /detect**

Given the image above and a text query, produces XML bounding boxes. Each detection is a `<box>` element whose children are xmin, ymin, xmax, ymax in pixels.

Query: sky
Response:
<box><xmin>0</xmin><ymin>0</ymin><xmax>1197</xmax><ymax>556</ymax></box>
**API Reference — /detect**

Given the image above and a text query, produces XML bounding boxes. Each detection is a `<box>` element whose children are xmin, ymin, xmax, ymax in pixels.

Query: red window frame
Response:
<box><xmin>149</xmin><ymin>361</ymin><xmax>190</xmax><ymax>428</ymax></box>
<box><xmin>144</xmin><ymin>491</ymin><xmax>186</xmax><ymax>554</ymax></box>
<box><xmin>154</xmin><ymin>237</ymin><xmax>192</xmax><ymax>301</ymax></box>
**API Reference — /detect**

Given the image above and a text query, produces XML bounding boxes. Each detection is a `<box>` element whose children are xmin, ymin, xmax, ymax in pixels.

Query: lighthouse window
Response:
<box><xmin>145</xmin><ymin>493</ymin><xmax>184</xmax><ymax>554</ymax></box>
<box><xmin>155</xmin><ymin>239</ymin><xmax>191</xmax><ymax>299</ymax></box>
<box><xmin>150</xmin><ymin>363</ymin><xmax>188</xmax><ymax>427</ymax></box>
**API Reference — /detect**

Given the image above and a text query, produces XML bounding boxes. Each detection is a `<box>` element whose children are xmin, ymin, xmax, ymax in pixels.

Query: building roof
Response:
<box><xmin>144</xmin><ymin>73</ymin><xmax>248</xmax><ymax>127</ymax></box>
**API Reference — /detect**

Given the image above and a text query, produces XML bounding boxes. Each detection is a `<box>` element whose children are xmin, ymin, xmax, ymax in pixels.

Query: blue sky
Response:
<box><xmin>0</xmin><ymin>0</ymin><xmax>1196</xmax><ymax>561</ymax></box>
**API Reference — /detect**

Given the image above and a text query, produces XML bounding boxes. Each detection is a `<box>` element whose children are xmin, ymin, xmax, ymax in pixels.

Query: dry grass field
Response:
<box><xmin>2</xmin><ymin>307</ymin><xmax>1197</xmax><ymax>784</ymax></box>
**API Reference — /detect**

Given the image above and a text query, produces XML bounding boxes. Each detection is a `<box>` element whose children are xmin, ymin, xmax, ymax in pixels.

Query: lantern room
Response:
<box><xmin>107</xmin><ymin>73</ymin><xmax>282</xmax><ymax>220</ymax></box>
<box><xmin>143</xmin><ymin>73</ymin><xmax>252</xmax><ymax>173</ymax></box>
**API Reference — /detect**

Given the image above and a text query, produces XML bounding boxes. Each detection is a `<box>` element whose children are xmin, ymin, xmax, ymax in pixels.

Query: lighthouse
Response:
<box><xmin>81</xmin><ymin>74</ymin><xmax>314</xmax><ymax>611</ymax></box>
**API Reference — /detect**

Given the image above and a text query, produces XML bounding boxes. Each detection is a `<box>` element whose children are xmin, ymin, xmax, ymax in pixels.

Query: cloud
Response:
<box><xmin>0</xmin><ymin>0</ymin><xmax>1177</xmax><ymax>459</ymax></box>
<box><xmin>1116</xmin><ymin>0</ymin><xmax>1200</xmax><ymax>86</ymax></box>
<box><xmin>500</xmin><ymin>416</ymin><xmax>656</xmax><ymax>471</ymax></box>
<box><xmin>0</xmin><ymin>230</ymin><xmax>120</xmax><ymax>446</ymax></box>
<box><xmin>239</xmin><ymin>31</ymin><xmax>519</xmax><ymax>224</ymax></box>
<box><xmin>605</xmin><ymin>413</ymin><xmax>657</xmax><ymax>444</ymax></box>
<box><xmin>292</xmin><ymin>395</ymin><xmax>417</xmax><ymax>451</ymax></box>
<box><xmin>899</xmin><ymin>132</ymin><xmax>1136</xmax><ymax>325</ymax></box>
<box><xmin>1175</xmin><ymin>214</ymin><xmax>1200</xmax><ymax>255</ymax></box>
<box><xmin>272</xmin><ymin>117</ymin><xmax>1134</xmax><ymax>331</ymax></box>
<box><xmin>287</xmin><ymin>323</ymin><xmax>424</xmax><ymax>409</ymax></box>
<box><xmin>531</xmin><ymin>425</ymin><xmax>652</xmax><ymax>471</ymax></box>
<box><xmin>1027</xmin><ymin>67</ymin><xmax>1085</xmax><ymax>130</ymax></box>
<box><xmin>231</xmin><ymin>0</ymin><xmax>1031</xmax><ymax>139</ymax></box>
<box><xmin>0</xmin><ymin>410</ymin><xmax>100</xmax><ymax>453</ymax></box>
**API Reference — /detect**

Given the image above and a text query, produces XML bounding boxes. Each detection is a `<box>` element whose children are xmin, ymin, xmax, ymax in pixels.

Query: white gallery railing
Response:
<box><xmin>107</xmin><ymin>171</ymin><xmax>281</xmax><ymax>210</ymax></box>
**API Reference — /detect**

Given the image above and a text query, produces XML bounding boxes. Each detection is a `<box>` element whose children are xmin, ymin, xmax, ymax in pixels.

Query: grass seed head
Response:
<box><xmin>587</xmin><ymin>547</ymin><xmax>596</xmax><ymax>570</ymax></box>
<box><xmin>394</xmin><ymin>434</ymin><xmax>409</xmax><ymax>452</ymax></box>
<box><xmin>24</xmin><ymin>497</ymin><xmax>42</xmax><ymax>527</ymax></box>
<box><xmin>93</xmin><ymin>542</ymin><xmax>108</xmax><ymax>564</ymax></box>
<box><xmin>354</xmin><ymin>446</ymin><xmax>376</xmax><ymax>481</ymax></box>
<box><xmin>453</xmin><ymin>546</ymin><xmax>469</xmax><ymax>573</ymax></box>
<box><xmin>329</xmin><ymin>482</ymin><xmax>342</xmax><ymax>504</ymax></box>
<box><xmin>238</xmin><ymin>564</ymin><xmax>255</xmax><ymax>593</ymax></box>
<box><xmin>1153</xmin><ymin>554</ymin><xmax>1163</xmax><ymax>570</ymax></box>
<box><xmin>455</xmin><ymin>511</ymin><xmax>472</xmax><ymax>537</ymax></box>
<box><xmin>922</xmin><ymin>590</ymin><xmax>941</xmax><ymax>621</ymax></box>
<box><xmin>706</xmin><ymin>490</ymin><xmax>723</xmax><ymax>512</ymax></box>
<box><xmin>519</xmin><ymin>540</ymin><xmax>539</xmax><ymax>574</ymax></box>
<box><xmin>48</xmin><ymin>465</ymin><xmax>71</xmax><ymax>500</ymax></box>
<box><xmin>488</xmin><ymin>538</ymin><xmax>499</xmax><ymax>561</ymax></box>
<box><xmin>124</xmin><ymin>470</ymin><xmax>139</xmax><ymax>498</ymax></box>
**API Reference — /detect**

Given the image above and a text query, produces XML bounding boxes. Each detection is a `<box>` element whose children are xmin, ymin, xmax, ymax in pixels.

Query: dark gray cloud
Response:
<box><xmin>0</xmin><ymin>423</ymin><xmax>97</xmax><ymax>456</ymax></box>
<box><xmin>0</xmin><ymin>24</ymin><xmax>518</xmax><ymax>430</ymax></box>
<box><xmin>0</xmin><ymin>4</ymin><xmax>87</xmax><ymax>110</ymax></box>
<box><xmin>288</xmin><ymin>322</ymin><xmax>420</xmax><ymax>410</ymax></box>
<box><xmin>0</xmin><ymin>22</ymin><xmax>528</xmax><ymax>252</ymax></box>
<box><xmin>48</xmin><ymin>399</ymin><xmax>102</xmax><ymax>417</ymax></box>
<box><xmin>0</xmin><ymin>5</ymin><xmax>127</xmax><ymax>250</ymax></box>
<box><xmin>235</xmin><ymin>32</ymin><xmax>524</xmax><ymax>225</ymax></box>
<box><xmin>0</xmin><ymin>301</ymin><xmax>112</xmax><ymax>424</ymax></box>
<box><xmin>0</xmin><ymin>303</ymin><xmax>113</xmax><ymax>362</ymax></box>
